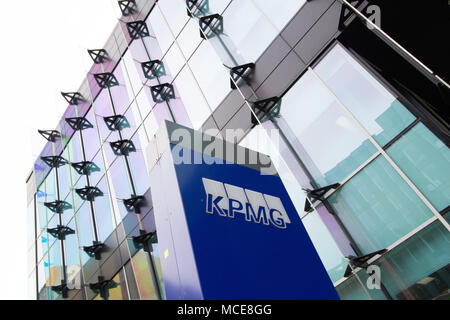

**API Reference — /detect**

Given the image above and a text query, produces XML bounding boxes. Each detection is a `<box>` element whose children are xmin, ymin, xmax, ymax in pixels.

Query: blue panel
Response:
<box><xmin>166</xmin><ymin>145</ymin><xmax>339</xmax><ymax>299</ymax></box>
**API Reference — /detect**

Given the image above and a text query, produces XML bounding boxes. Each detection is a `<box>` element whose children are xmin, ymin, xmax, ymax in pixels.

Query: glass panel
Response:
<box><xmin>277</xmin><ymin>69</ymin><xmax>377</xmax><ymax>187</ymax></box>
<box><xmin>48</xmin><ymin>241</ymin><xmax>63</xmax><ymax>290</ymax></box>
<box><xmin>176</xmin><ymin>17</ymin><xmax>202</xmax><ymax>59</ymax></box>
<box><xmin>158</xmin><ymin>0</ymin><xmax>189</xmax><ymax>37</ymax></box>
<box><xmin>74</xmin><ymin>201</ymin><xmax>95</xmax><ymax>264</ymax></box>
<box><xmin>374</xmin><ymin>220</ymin><xmax>450</xmax><ymax>300</ymax></box>
<box><xmin>387</xmin><ymin>122</ymin><xmax>450</xmax><ymax>212</ymax></box>
<box><xmin>302</xmin><ymin>211</ymin><xmax>348</xmax><ymax>283</ymax></box>
<box><xmin>108</xmin><ymin>271</ymin><xmax>127</xmax><ymax>300</ymax></box>
<box><xmin>93</xmin><ymin>177</ymin><xmax>115</xmax><ymax>242</ymax></box>
<box><xmin>336</xmin><ymin>270</ymin><xmax>387</xmax><ymax>300</ymax></box>
<box><xmin>239</xmin><ymin>124</ymin><xmax>308</xmax><ymax>215</ymax></box>
<box><xmin>173</xmin><ymin>65</ymin><xmax>212</xmax><ymax>130</ymax></box>
<box><xmin>328</xmin><ymin>155</ymin><xmax>435</xmax><ymax>254</ymax></box>
<box><xmin>163</xmin><ymin>42</ymin><xmax>186</xmax><ymax>78</ymax></box>
<box><xmin>131</xmin><ymin>250</ymin><xmax>159</xmax><ymax>300</ymax></box>
<box><xmin>65</xmin><ymin>219</ymin><xmax>82</xmax><ymax>291</ymax></box>
<box><xmin>151</xmin><ymin>242</ymin><xmax>166</xmax><ymax>299</ymax></box>
<box><xmin>188</xmin><ymin>41</ymin><xmax>230</xmax><ymax>110</ymax></box>
<box><xmin>147</xmin><ymin>6</ymin><xmax>174</xmax><ymax>56</ymax></box>
<box><xmin>82</xmin><ymin>108</ymin><xmax>102</xmax><ymax>162</ymax></box>
<box><xmin>219</xmin><ymin>0</ymin><xmax>279</xmax><ymax>63</ymax></box>
<box><xmin>336</xmin><ymin>275</ymin><xmax>370</xmax><ymax>300</ymax></box>
<box><xmin>252</xmin><ymin>0</ymin><xmax>307</xmax><ymax>31</ymax></box>
<box><xmin>314</xmin><ymin>44</ymin><xmax>416</xmax><ymax>147</ymax></box>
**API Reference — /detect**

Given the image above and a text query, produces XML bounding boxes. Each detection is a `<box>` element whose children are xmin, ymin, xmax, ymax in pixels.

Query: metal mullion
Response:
<box><xmin>78</xmin><ymin>130</ymin><xmax>100</xmax><ymax>243</ymax></box>
<box><xmin>309</xmin><ymin>67</ymin><xmax>450</xmax><ymax>231</ymax></box>
<box><xmin>54</xmin><ymin>165</ymin><xmax>68</xmax><ymax>293</ymax></box>
<box><xmin>104</xmin><ymin>66</ymin><xmax>162</xmax><ymax>299</ymax></box>
<box><xmin>50</xmin><ymin>137</ymin><xmax>69</xmax><ymax>296</ymax></box>
<box><xmin>381</xmin><ymin>119</ymin><xmax>420</xmax><ymax>151</ymax></box>
<box><xmin>107</xmin><ymin>29</ymin><xmax>163</xmax><ymax>299</ymax></box>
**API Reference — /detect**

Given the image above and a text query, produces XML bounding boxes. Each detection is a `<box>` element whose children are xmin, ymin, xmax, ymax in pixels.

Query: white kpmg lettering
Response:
<box><xmin>202</xmin><ymin>178</ymin><xmax>291</xmax><ymax>229</ymax></box>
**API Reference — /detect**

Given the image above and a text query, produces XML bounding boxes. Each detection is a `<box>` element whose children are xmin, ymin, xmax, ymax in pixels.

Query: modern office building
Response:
<box><xmin>26</xmin><ymin>0</ymin><xmax>450</xmax><ymax>300</ymax></box>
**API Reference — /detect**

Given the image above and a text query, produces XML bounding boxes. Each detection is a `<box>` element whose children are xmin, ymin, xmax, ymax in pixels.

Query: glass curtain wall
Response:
<box><xmin>240</xmin><ymin>42</ymin><xmax>450</xmax><ymax>299</ymax></box>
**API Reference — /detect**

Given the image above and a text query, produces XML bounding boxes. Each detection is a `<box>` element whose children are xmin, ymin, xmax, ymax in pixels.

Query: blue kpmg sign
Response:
<box><xmin>147</xmin><ymin>121</ymin><xmax>339</xmax><ymax>300</ymax></box>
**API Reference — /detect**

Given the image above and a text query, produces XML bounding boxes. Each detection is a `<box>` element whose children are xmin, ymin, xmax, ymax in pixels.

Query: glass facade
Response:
<box><xmin>26</xmin><ymin>0</ymin><xmax>449</xmax><ymax>300</ymax></box>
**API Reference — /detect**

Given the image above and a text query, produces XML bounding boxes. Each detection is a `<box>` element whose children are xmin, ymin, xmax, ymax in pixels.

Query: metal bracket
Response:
<box><xmin>228</xmin><ymin>63</ymin><xmax>255</xmax><ymax>89</ymax></box>
<box><xmin>75</xmin><ymin>186</ymin><xmax>104</xmax><ymax>201</ymax></box>
<box><xmin>71</xmin><ymin>161</ymin><xmax>100</xmax><ymax>176</ymax></box>
<box><xmin>251</xmin><ymin>97</ymin><xmax>281</xmax><ymax>125</ymax></box>
<box><xmin>123</xmin><ymin>195</ymin><xmax>145</xmax><ymax>212</ymax></box>
<box><xmin>150</xmin><ymin>83</ymin><xmax>175</xmax><ymax>103</ymax></box>
<box><xmin>89</xmin><ymin>276</ymin><xmax>117</xmax><ymax>300</ymax></box>
<box><xmin>103</xmin><ymin>115</ymin><xmax>130</xmax><ymax>131</ymax></box>
<box><xmin>118</xmin><ymin>0</ymin><xmax>136</xmax><ymax>16</ymax></box>
<box><xmin>132</xmin><ymin>230</ymin><xmax>157</xmax><ymax>252</ymax></box>
<box><xmin>110</xmin><ymin>139</ymin><xmax>136</xmax><ymax>156</ymax></box>
<box><xmin>44</xmin><ymin>200</ymin><xmax>72</xmax><ymax>214</ymax></box>
<box><xmin>186</xmin><ymin>0</ymin><xmax>210</xmax><ymax>18</ymax></box>
<box><xmin>93</xmin><ymin>72</ymin><xmax>119</xmax><ymax>88</ymax></box>
<box><xmin>306</xmin><ymin>183</ymin><xmax>341</xmax><ymax>202</ymax></box>
<box><xmin>141</xmin><ymin>60</ymin><xmax>166</xmax><ymax>79</ymax></box>
<box><xmin>38</xmin><ymin>130</ymin><xmax>61</xmax><ymax>142</ymax></box>
<box><xmin>47</xmin><ymin>225</ymin><xmax>75</xmax><ymax>240</ymax></box>
<box><xmin>40</xmin><ymin>156</ymin><xmax>68</xmax><ymax>168</ymax></box>
<box><xmin>88</xmin><ymin>49</ymin><xmax>109</xmax><ymax>64</ymax></box>
<box><xmin>344</xmin><ymin>249</ymin><xmax>387</xmax><ymax>277</ymax></box>
<box><xmin>126</xmin><ymin>21</ymin><xmax>150</xmax><ymax>40</ymax></box>
<box><xmin>51</xmin><ymin>280</ymin><xmax>69</xmax><ymax>298</ymax></box>
<box><xmin>61</xmin><ymin>92</ymin><xmax>84</xmax><ymax>105</ymax></box>
<box><xmin>199</xmin><ymin>14</ymin><xmax>223</xmax><ymax>39</ymax></box>
<box><xmin>65</xmin><ymin>117</ymin><xmax>93</xmax><ymax>131</ymax></box>
<box><xmin>304</xmin><ymin>183</ymin><xmax>340</xmax><ymax>212</ymax></box>
<box><xmin>83</xmin><ymin>241</ymin><xmax>106</xmax><ymax>260</ymax></box>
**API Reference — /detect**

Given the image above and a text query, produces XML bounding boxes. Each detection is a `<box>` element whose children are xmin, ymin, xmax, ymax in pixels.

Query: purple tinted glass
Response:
<box><xmin>316</xmin><ymin>205</ymin><xmax>356</xmax><ymax>257</ymax></box>
<box><xmin>93</xmin><ymin>178</ymin><xmax>114</xmax><ymax>242</ymax></box>
<box><xmin>109</xmin><ymin>63</ymin><xmax>132</xmax><ymax>115</ymax></box>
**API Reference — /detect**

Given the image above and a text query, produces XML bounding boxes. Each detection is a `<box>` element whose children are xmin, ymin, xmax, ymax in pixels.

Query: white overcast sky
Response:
<box><xmin>0</xmin><ymin>0</ymin><xmax>123</xmax><ymax>299</ymax></box>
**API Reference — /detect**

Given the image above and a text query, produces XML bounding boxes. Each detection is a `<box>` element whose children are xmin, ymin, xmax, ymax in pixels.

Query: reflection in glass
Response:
<box><xmin>375</xmin><ymin>220</ymin><xmax>450</xmax><ymax>300</ymax></box>
<box><xmin>387</xmin><ymin>123</ymin><xmax>450</xmax><ymax>212</ymax></box>
<box><xmin>315</xmin><ymin>44</ymin><xmax>416</xmax><ymax>147</ymax></box>
<box><xmin>303</xmin><ymin>211</ymin><xmax>348</xmax><ymax>283</ymax></box>
<box><xmin>174</xmin><ymin>66</ymin><xmax>212</xmax><ymax>129</ymax></box>
<box><xmin>158</xmin><ymin>0</ymin><xmax>189</xmax><ymax>37</ymax></box>
<box><xmin>328</xmin><ymin>156</ymin><xmax>434</xmax><ymax>254</ymax></box>
<box><xmin>277</xmin><ymin>70</ymin><xmax>377</xmax><ymax>187</ymax></box>
<box><xmin>188</xmin><ymin>41</ymin><xmax>230</xmax><ymax>110</ymax></box>
<box><xmin>131</xmin><ymin>250</ymin><xmax>159</xmax><ymax>300</ymax></box>
<box><xmin>147</xmin><ymin>6</ymin><xmax>174</xmax><ymax>56</ymax></box>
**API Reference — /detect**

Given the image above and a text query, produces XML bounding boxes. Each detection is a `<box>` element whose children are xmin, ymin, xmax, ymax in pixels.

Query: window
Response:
<box><xmin>315</xmin><ymin>44</ymin><xmax>416</xmax><ymax>147</ymax></box>
<box><xmin>173</xmin><ymin>65</ymin><xmax>212</xmax><ymax>130</ymax></box>
<box><xmin>131</xmin><ymin>250</ymin><xmax>160</xmax><ymax>300</ymax></box>
<box><xmin>277</xmin><ymin>69</ymin><xmax>377</xmax><ymax>187</ymax></box>
<box><xmin>373</xmin><ymin>220</ymin><xmax>450</xmax><ymax>300</ymax></box>
<box><xmin>387</xmin><ymin>122</ymin><xmax>450</xmax><ymax>212</ymax></box>
<box><xmin>188</xmin><ymin>41</ymin><xmax>230</xmax><ymax>110</ymax></box>
<box><xmin>328</xmin><ymin>155</ymin><xmax>434</xmax><ymax>254</ymax></box>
